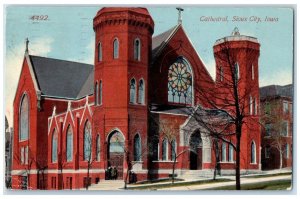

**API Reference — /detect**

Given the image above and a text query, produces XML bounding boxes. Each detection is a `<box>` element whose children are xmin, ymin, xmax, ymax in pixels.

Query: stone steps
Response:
<box><xmin>178</xmin><ymin>170</ymin><xmax>215</xmax><ymax>180</ymax></box>
<box><xmin>87</xmin><ymin>180</ymin><xmax>124</xmax><ymax>190</ymax></box>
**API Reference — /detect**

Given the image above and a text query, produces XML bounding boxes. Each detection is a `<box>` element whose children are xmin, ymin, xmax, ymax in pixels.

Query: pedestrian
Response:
<box><xmin>108</xmin><ymin>166</ymin><xmax>112</xmax><ymax>180</ymax></box>
<box><xmin>114</xmin><ymin>167</ymin><xmax>118</xmax><ymax>180</ymax></box>
<box><xmin>111</xmin><ymin>167</ymin><xmax>117</xmax><ymax>180</ymax></box>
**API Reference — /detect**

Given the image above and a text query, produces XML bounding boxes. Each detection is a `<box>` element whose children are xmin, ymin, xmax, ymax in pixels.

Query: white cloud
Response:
<box><xmin>204</xmin><ymin>59</ymin><xmax>216</xmax><ymax>81</ymax></box>
<box><xmin>5</xmin><ymin>37</ymin><xmax>54</xmax><ymax>125</ymax></box>
<box><xmin>80</xmin><ymin>38</ymin><xmax>94</xmax><ymax>64</ymax></box>
<box><xmin>259</xmin><ymin>69</ymin><xmax>293</xmax><ymax>87</ymax></box>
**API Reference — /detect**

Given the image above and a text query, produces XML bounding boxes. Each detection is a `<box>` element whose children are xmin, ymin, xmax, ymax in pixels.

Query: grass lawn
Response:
<box><xmin>204</xmin><ymin>179</ymin><xmax>292</xmax><ymax>190</ymax></box>
<box><xmin>242</xmin><ymin>172</ymin><xmax>292</xmax><ymax>179</ymax></box>
<box><xmin>128</xmin><ymin>178</ymin><xmax>232</xmax><ymax>190</ymax></box>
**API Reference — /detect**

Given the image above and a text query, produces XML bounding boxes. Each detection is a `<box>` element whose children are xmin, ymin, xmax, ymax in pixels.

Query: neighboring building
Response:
<box><xmin>11</xmin><ymin>7</ymin><xmax>261</xmax><ymax>190</ymax></box>
<box><xmin>260</xmin><ymin>84</ymin><xmax>293</xmax><ymax>170</ymax></box>
<box><xmin>5</xmin><ymin>116</ymin><xmax>13</xmax><ymax>188</ymax></box>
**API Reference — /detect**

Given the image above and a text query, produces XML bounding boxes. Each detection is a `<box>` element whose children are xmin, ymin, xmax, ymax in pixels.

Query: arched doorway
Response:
<box><xmin>107</xmin><ymin>131</ymin><xmax>124</xmax><ymax>180</ymax></box>
<box><xmin>189</xmin><ymin>131</ymin><xmax>202</xmax><ymax>170</ymax></box>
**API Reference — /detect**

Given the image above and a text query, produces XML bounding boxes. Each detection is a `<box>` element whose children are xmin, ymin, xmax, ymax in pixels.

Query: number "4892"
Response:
<box><xmin>29</xmin><ymin>15</ymin><xmax>48</xmax><ymax>21</ymax></box>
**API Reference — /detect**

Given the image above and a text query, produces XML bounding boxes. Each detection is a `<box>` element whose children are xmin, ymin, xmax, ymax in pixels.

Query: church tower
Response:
<box><xmin>93</xmin><ymin>8</ymin><xmax>154</xmax><ymax>179</ymax></box>
<box><xmin>213</xmin><ymin>28</ymin><xmax>261</xmax><ymax>170</ymax></box>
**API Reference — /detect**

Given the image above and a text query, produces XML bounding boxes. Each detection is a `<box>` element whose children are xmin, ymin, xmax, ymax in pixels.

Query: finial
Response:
<box><xmin>176</xmin><ymin>7</ymin><xmax>184</xmax><ymax>25</ymax></box>
<box><xmin>232</xmin><ymin>27</ymin><xmax>240</xmax><ymax>36</ymax></box>
<box><xmin>25</xmin><ymin>38</ymin><xmax>29</xmax><ymax>53</ymax></box>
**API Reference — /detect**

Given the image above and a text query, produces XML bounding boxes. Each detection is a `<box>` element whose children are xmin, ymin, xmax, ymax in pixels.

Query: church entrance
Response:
<box><xmin>107</xmin><ymin>131</ymin><xmax>124</xmax><ymax>180</ymax></box>
<box><xmin>189</xmin><ymin>131</ymin><xmax>202</xmax><ymax>170</ymax></box>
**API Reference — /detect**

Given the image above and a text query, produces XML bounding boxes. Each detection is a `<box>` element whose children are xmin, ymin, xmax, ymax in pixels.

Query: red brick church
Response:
<box><xmin>11</xmin><ymin>7</ymin><xmax>261</xmax><ymax>190</ymax></box>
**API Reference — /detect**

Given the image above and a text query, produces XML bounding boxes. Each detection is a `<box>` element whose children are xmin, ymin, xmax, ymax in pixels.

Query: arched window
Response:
<box><xmin>130</xmin><ymin>78</ymin><xmax>136</xmax><ymax>104</ymax></box>
<box><xmin>134</xmin><ymin>134</ymin><xmax>141</xmax><ymax>161</ymax></box>
<box><xmin>84</xmin><ymin>121</ymin><xmax>92</xmax><ymax>161</ymax></box>
<box><xmin>234</xmin><ymin>62</ymin><xmax>240</xmax><ymax>80</ymax></box>
<box><xmin>220</xmin><ymin>67</ymin><xmax>224</xmax><ymax>82</ymax></box>
<box><xmin>171</xmin><ymin>139</ymin><xmax>176</xmax><ymax>161</ymax></box>
<box><xmin>96</xmin><ymin>134</ymin><xmax>100</xmax><ymax>161</ymax></box>
<box><xmin>134</xmin><ymin>38</ymin><xmax>141</xmax><ymax>61</ymax></box>
<box><xmin>138</xmin><ymin>79</ymin><xmax>145</xmax><ymax>104</ymax></box>
<box><xmin>251</xmin><ymin>141</ymin><xmax>256</xmax><ymax>164</ymax></box>
<box><xmin>252</xmin><ymin>64</ymin><xmax>255</xmax><ymax>80</ymax></box>
<box><xmin>95</xmin><ymin>82</ymin><xmax>98</xmax><ymax>105</ymax></box>
<box><xmin>20</xmin><ymin>94</ymin><xmax>29</xmax><ymax>141</ymax></box>
<box><xmin>113</xmin><ymin>38</ymin><xmax>119</xmax><ymax>59</ymax></box>
<box><xmin>168</xmin><ymin>57</ymin><xmax>193</xmax><ymax>104</ymax></box>
<box><xmin>99</xmin><ymin>81</ymin><xmax>102</xmax><ymax>105</ymax></box>
<box><xmin>253</xmin><ymin>98</ymin><xmax>257</xmax><ymax>115</ymax></box>
<box><xmin>162</xmin><ymin>138</ymin><xmax>168</xmax><ymax>161</ymax></box>
<box><xmin>249</xmin><ymin>95</ymin><xmax>253</xmax><ymax>115</ymax></box>
<box><xmin>52</xmin><ymin>129</ymin><xmax>58</xmax><ymax>163</ymax></box>
<box><xmin>228</xmin><ymin>144</ymin><xmax>234</xmax><ymax>162</ymax></box>
<box><xmin>66</xmin><ymin>126</ymin><xmax>73</xmax><ymax>162</ymax></box>
<box><xmin>222</xmin><ymin>142</ymin><xmax>227</xmax><ymax>162</ymax></box>
<box><xmin>98</xmin><ymin>42</ymin><xmax>102</xmax><ymax>62</ymax></box>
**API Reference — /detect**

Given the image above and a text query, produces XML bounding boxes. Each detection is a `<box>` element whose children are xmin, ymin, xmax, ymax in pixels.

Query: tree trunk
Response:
<box><xmin>235</xmin><ymin>132</ymin><xmax>241</xmax><ymax>190</ymax></box>
<box><xmin>279</xmin><ymin>152</ymin><xmax>283</xmax><ymax>169</ymax></box>
<box><xmin>172</xmin><ymin>157</ymin><xmax>176</xmax><ymax>184</ymax></box>
<box><xmin>86</xmin><ymin>164</ymin><xmax>90</xmax><ymax>190</ymax></box>
<box><xmin>124</xmin><ymin>169</ymin><xmax>130</xmax><ymax>189</ymax></box>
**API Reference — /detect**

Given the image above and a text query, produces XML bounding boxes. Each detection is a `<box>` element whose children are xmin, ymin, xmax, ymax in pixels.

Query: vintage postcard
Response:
<box><xmin>4</xmin><ymin>5</ymin><xmax>294</xmax><ymax>192</ymax></box>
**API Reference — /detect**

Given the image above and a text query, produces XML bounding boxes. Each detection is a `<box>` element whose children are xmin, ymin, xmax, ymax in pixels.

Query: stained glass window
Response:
<box><xmin>84</xmin><ymin>121</ymin><xmax>92</xmax><ymax>161</ymax></box>
<box><xmin>20</xmin><ymin>94</ymin><xmax>29</xmax><ymax>141</ymax></box>
<box><xmin>66</xmin><ymin>126</ymin><xmax>73</xmax><ymax>162</ymax></box>
<box><xmin>130</xmin><ymin>79</ymin><xmax>136</xmax><ymax>103</ymax></box>
<box><xmin>109</xmin><ymin>131</ymin><xmax>124</xmax><ymax>153</ymax></box>
<box><xmin>138</xmin><ymin>79</ymin><xmax>144</xmax><ymax>104</ymax></box>
<box><xmin>168</xmin><ymin>57</ymin><xmax>192</xmax><ymax>104</ymax></box>
<box><xmin>113</xmin><ymin>38</ymin><xmax>119</xmax><ymax>59</ymax></box>
<box><xmin>134</xmin><ymin>38</ymin><xmax>141</xmax><ymax>61</ymax></box>
<box><xmin>52</xmin><ymin>129</ymin><xmax>58</xmax><ymax>163</ymax></box>
<box><xmin>134</xmin><ymin>134</ymin><xmax>141</xmax><ymax>161</ymax></box>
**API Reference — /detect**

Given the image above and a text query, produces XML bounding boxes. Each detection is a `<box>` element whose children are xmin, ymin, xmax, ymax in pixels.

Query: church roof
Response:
<box><xmin>152</xmin><ymin>25</ymin><xmax>180</xmax><ymax>59</ymax></box>
<box><xmin>29</xmin><ymin>55</ymin><xmax>94</xmax><ymax>99</ymax></box>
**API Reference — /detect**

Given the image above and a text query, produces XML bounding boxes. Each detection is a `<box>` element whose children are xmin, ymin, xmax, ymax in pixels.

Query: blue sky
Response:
<box><xmin>4</xmin><ymin>6</ymin><xmax>294</xmax><ymax>124</ymax></box>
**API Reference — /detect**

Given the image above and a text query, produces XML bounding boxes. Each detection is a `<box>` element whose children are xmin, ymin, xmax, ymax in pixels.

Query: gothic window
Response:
<box><xmin>96</xmin><ymin>134</ymin><xmax>100</xmax><ymax>161</ymax></box>
<box><xmin>52</xmin><ymin>129</ymin><xmax>58</xmax><ymax>163</ymax></box>
<box><xmin>130</xmin><ymin>78</ymin><xmax>136</xmax><ymax>104</ymax></box>
<box><xmin>138</xmin><ymin>79</ymin><xmax>145</xmax><ymax>104</ymax></box>
<box><xmin>113</xmin><ymin>38</ymin><xmax>119</xmax><ymax>59</ymax></box>
<box><xmin>98</xmin><ymin>42</ymin><xmax>102</xmax><ymax>62</ymax></box>
<box><xmin>84</xmin><ymin>121</ymin><xmax>92</xmax><ymax>161</ymax></box>
<box><xmin>265</xmin><ymin>145</ymin><xmax>271</xmax><ymax>158</ymax></box>
<box><xmin>171</xmin><ymin>139</ymin><xmax>176</xmax><ymax>161</ymax></box>
<box><xmin>253</xmin><ymin>97</ymin><xmax>257</xmax><ymax>115</ymax></box>
<box><xmin>66</xmin><ymin>126</ymin><xmax>73</xmax><ymax>162</ymax></box>
<box><xmin>281</xmin><ymin>121</ymin><xmax>288</xmax><ymax>136</ymax></box>
<box><xmin>249</xmin><ymin>95</ymin><xmax>253</xmax><ymax>115</ymax></box>
<box><xmin>99</xmin><ymin>81</ymin><xmax>102</xmax><ymax>105</ymax></box>
<box><xmin>168</xmin><ymin>57</ymin><xmax>193</xmax><ymax>104</ymax></box>
<box><xmin>20</xmin><ymin>94</ymin><xmax>29</xmax><ymax>141</ymax></box>
<box><xmin>252</xmin><ymin>64</ymin><xmax>254</xmax><ymax>80</ymax></box>
<box><xmin>95</xmin><ymin>82</ymin><xmax>99</xmax><ymax>105</ymax></box>
<box><xmin>283</xmin><ymin>101</ymin><xmax>289</xmax><ymax>113</ymax></box>
<box><xmin>162</xmin><ymin>138</ymin><xmax>168</xmax><ymax>161</ymax></box>
<box><xmin>20</xmin><ymin>147</ymin><xmax>25</xmax><ymax>164</ymax></box>
<box><xmin>134</xmin><ymin>38</ymin><xmax>141</xmax><ymax>61</ymax></box>
<box><xmin>251</xmin><ymin>141</ymin><xmax>256</xmax><ymax>164</ymax></box>
<box><xmin>134</xmin><ymin>134</ymin><xmax>141</xmax><ymax>161</ymax></box>
<box><xmin>234</xmin><ymin>62</ymin><xmax>240</xmax><ymax>80</ymax></box>
<box><xmin>222</xmin><ymin>142</ymin><xmax>227</xmax><ymax>162</ymax></box>
<box><xmin>220</xmin><ymin>67</ymin><xmax>224</xmax><ymax>82</ymax></box>
<box><xmin>228</xmin><ymin>144</ymin><xmax>234</xmax><ymax>162</ymax></box>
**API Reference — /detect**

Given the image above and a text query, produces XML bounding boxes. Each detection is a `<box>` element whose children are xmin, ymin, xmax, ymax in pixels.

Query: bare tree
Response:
<box><xmin>193</xmin><ymin>37</ymin><xmax>259</xmax><ymax>190</ymax></box>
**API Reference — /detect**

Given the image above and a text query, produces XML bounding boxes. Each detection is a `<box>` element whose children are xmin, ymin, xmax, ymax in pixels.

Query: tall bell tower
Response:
<box><xmin>213</xmin><ymin>27</ymin><xmax>261</xmax><ymax>170</ymax></box>
<box><xmin>93</xmin><ymin>7</ymin><xmax>154</xmax><ymax>178</ymax></box>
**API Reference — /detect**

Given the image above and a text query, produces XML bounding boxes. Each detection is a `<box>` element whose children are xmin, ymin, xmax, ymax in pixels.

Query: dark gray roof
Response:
<box><xmin>30</xmin><ymin>55</ymin><xmax>94</xmax><ymax>99</ymax></box>
<box><xmin>260</xmin><ymin>84</ymin><xmax>293</xmax><ymax>99</ymax></box>
<box><xmin>150</xmin><ymin>104</ymin><xmax>194</xmax><ymax>115</ymax></box>
<box><xmin>152</xmin><ymin>25</ymin><xmax>179</xmax><ymax>59</ymax></box>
